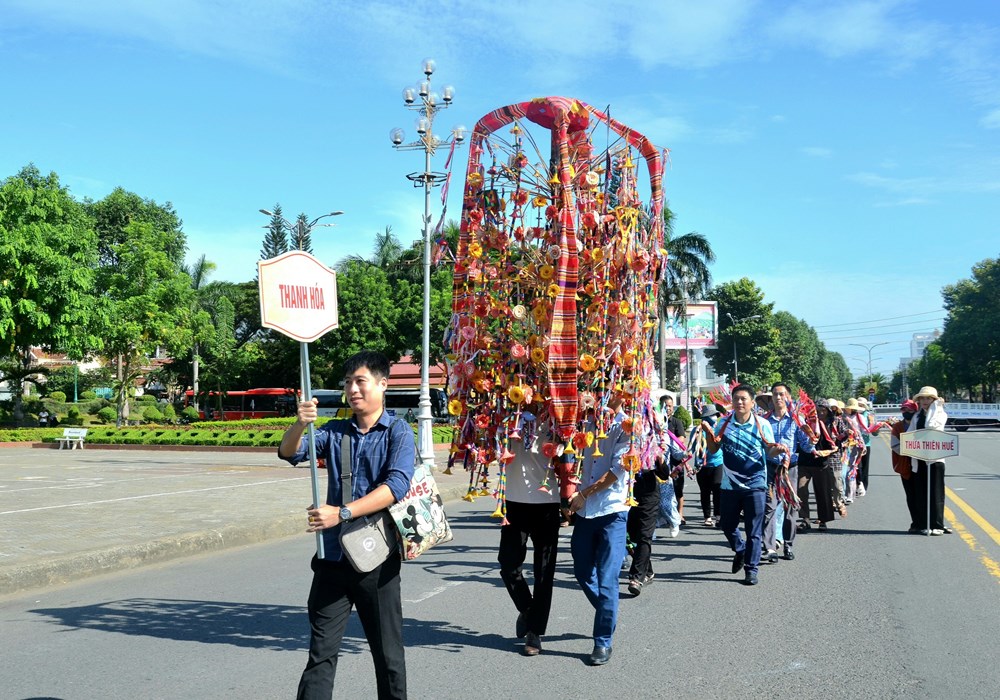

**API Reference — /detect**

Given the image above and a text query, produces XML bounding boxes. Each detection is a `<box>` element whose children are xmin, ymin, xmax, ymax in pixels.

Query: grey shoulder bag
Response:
<box><xmin>338</xmin><ymin>431</ymin><xmax>397</xmax><ymax>572</ymax></box>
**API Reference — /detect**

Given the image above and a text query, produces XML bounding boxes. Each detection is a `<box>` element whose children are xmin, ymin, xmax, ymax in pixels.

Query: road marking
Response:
<box><xmin>945</xmin><ymin>506</ymin><xmax>1000</xmax><ymax>585</ymax></box>
<box><xmin>0</xmin><ymin>477</ymin><xmax>308</xmax><ymax>515</ymax></box>
<box><xmin>404</xmin><ymin>580</ymin><xmax>463</xmax><ymax>603</ymax></box>
<box><xmin>946</xmin><ymin>487</ymin><xmax>1000</xmax><ymax>547</ymax></box>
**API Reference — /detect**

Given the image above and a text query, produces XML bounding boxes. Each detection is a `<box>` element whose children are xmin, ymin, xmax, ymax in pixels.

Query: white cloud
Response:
<box><xmin>801</xmin><ymin>146</ymin><xmax>833</xmax><ymax>158</ymax></box>
<box><xmin>980</xmin><ymin>108</ymin><xmax>1000</xmax><ymax>129</ymax></box>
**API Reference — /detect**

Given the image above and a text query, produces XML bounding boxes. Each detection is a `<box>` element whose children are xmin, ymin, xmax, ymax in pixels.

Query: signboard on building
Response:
<box><xmin>898</xmin><ymin>428</ymin><xmax>960</xmax><ymax>461</ymax></box>
<box><xmin>661</xmin><ymin>301</ymin><xmax>718</xmax><ymax>350</ymax></box>
<box><xmin>258</xmin><ymin>251</ymin><xmax>339</xmax><ymax>342</ymax></box>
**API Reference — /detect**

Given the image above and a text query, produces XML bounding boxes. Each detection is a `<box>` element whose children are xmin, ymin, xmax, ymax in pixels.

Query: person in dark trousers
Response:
<box><xmin>910</xmin><ymin>386</ymin><xmax>950</xmax><ymax>535</ymax></box>
<box><xmin>279</xmin><ymin>350</ymin><xmax>415</xmax><ymax>700</ymax></box>
<box><xmin>762</xmin><ymin>382</ymin><xmax>816</xmax><ymax>562</ymax></box>
<box><xmin>690</xmin><ymin>404</ymin><xmax>723</xmax><ymax>526</ymax></box>
<box><xmin>498</xmin><ymin>410</ymin><xmax>562</xmax><ymax>656</ymax></box>
<box><xmin>703</xmin><ymin>383</ymin><xmax>788</xmax><ymax>586</ymax></box>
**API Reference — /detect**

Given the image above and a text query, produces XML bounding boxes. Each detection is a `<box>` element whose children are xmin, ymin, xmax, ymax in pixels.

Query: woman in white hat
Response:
<box><xmin>910</xmin><ymin>386</ymin><xmax>950</xmax><ymax>535</ymax></box>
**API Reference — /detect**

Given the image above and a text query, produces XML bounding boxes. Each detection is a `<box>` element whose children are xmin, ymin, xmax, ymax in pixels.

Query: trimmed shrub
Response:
<box><xmin>162</xmin><ymin>403</ymin><xmax>177</xmax><ymax>423</ymax></box>
<box><xmin>181</xmin><ymin>407</ymin><xmax>201</xmax><ymax>422</ymax></box>
<box><xmin>63</xmin><ymin>406</ymin><xmax>84</xmax><ymax>426</ymax></box>
<box><xmin>673</xmin><ymin>406</ymin><xmax>693</xmax><ymax>431</ymax></box>
<box><xmin>96</xmin><ymin>407</ymin><xmax>117</xmax><ymax>424</ymax></box>
<box><xmin>80</xmin><ymin>390</ymin><xmax>98</xmax><ymax>401</ymax></box>
<box><xmin>49</xmin><ymin>391</ymin><xmax>67</xmax><ymax>403</ymax></box>
<box><xmin>137</xmin><ymin>394</ymin><xmax>157</xmax><ymax>403</ymax></box>
<box><xmin>142</xmin><ymin>405</ymin><xmax>164</xmax><ymax>423</ymax></box>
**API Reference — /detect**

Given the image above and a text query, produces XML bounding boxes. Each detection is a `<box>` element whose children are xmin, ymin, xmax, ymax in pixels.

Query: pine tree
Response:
<box><xmin>293</xmin><ymin>212</ymin><xmax>313</xmax><ymax>254</ymax></box>
<box><xmin>260</xmin><ymin>203</ymin><xmax>289</xmax><ymax>261</ymax></box>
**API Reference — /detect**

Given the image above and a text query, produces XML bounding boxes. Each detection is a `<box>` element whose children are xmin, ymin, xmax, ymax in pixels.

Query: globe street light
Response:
<box><xmin>390</xmin><ymin>59</ymin><xmax>466</xmax><ymax>472</ymax></box>
<box><xmin>726</xmin><ymin>312</ymin><xmax>761</xmax><ymax>383</ymax></box>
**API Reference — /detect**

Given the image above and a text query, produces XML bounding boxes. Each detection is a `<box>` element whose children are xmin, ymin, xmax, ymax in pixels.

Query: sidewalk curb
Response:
<box><xmin>1</xmin><ymin>471</ymin><xmax>483</xmax><ymax>598</ymax></box>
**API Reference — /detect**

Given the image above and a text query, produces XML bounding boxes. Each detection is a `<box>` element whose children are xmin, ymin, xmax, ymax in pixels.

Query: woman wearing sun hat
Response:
<box><xmin>910</xmin><ymin>386</ymin><xmax>950</xmax><ymax>535</ymax></box>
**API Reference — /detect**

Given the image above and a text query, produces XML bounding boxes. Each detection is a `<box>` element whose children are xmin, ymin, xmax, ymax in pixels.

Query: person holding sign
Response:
<box><xmin>279</xmin><ymin>350</ymin><xmax>415</xmax><ymax>700</ymax></box>
<box><xmin>910</xmin><ymin>386</ymin><xmax>950</xmax><ymax>536</ymax></box>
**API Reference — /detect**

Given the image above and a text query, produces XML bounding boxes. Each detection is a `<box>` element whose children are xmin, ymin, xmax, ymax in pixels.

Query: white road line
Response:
<box><xmin>404</xmin><ymin>580</ymin><xmax>464</xmax><ymax>603</ymax></box>
<box><xmin>0</xmin><ymin>477</ymin><xmax>308</xmax><ymax>515</ymax></box>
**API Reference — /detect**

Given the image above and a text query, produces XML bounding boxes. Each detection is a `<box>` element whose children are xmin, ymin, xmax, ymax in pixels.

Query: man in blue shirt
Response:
<box><xmin>567</xmin><ymin>393</ymin><xmax>631</xmax><ymax>666</ymax></box>
<box><xmin>702</xmin><ymin>383</ymin><xmax>789</xmax><ymax>586</ymax></box>
<box><xmin>279</xmin><ymin>350</ymin><xmax>415</xmax><ymax>700</ymax></box>
<box><xmin>762</xmin><ymin>382</ymin><xmax>816</xmax><ymax>563</ymax></box>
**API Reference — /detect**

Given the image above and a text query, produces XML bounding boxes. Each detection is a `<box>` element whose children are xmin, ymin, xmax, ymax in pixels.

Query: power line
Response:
<box><xmin>811</xmin><ymin>309</ymin><xmax>944</xmax><ymax>329</ymax></box>
<box><xmin>818</xmin><ymin>320</ymin><xmax>944</xmax><ymax>337</ymax></box>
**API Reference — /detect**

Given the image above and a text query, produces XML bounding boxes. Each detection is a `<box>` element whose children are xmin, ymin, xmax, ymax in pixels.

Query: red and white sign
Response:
<box><xmin>899</xmin><ymin>428</ymin><xmax>960</xmax><ymax>461</ymax></box>
<box><xmin>258</xmin><ymin>251</ymin><xmax>339</xmax><ymax>342</ymax></box>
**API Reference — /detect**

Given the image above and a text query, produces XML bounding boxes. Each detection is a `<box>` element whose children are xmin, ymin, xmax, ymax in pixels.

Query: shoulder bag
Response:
<box><xmin>338</xmin><ymin>432</ymin><xmax>397</xmax><ymax>573</ymax></box>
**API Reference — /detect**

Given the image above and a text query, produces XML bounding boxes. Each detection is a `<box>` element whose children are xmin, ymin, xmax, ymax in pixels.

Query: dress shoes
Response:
<box><xmin>522</xmin><ymin>632</ymin><xmax>541</xmax><ymax>656</ymax></box>
<box><xmin>589</xmin><ymin>645</ymin><xmax>612</xmax><ymax>666</ymax></box>
<box><xmin>731</xmin><ymin>550</ymin><xmax>745</xmax><ymax>574</ymax></box>
<box><xmin>783</xmin><ymin>548</ymin><xmax>795</xmax><ymax>561</ymax></box>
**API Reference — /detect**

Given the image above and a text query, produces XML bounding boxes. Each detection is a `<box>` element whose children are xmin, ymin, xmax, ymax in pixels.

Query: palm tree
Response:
<box><xmin>654</xmin><ymin>206</ymin><xmax>715</xmax><ymax>384</ymax></box>
<box><xmin>337</xmin><ymin>226</ymin><xmax>404</xmax><ymax>271</ymax></box>
<box><xmin>181</xmin><ymin>254</ymin><xmax>216</xmax><ymax>411</ymax></box>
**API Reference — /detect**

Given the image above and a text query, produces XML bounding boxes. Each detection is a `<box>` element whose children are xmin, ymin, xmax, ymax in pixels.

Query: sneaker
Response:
<box><xmin>743</xmin><ymin>571</ymin><xmax>758</xmax><ymax>586</ymax></box>
<box><xmin>844</xmin><ymin>498</ymin><xmax>853</xmax><ymax>505</ymax></box>
<box><xmin>857</xmin><ymin>484</ymin><xmax>866</xmax><ymax>497</ymax></box>
<box><xmin>783</xmin><ymin>548</ymin><xmax>795</xmax><ymax>561</ymax></box>
<box><xmin>766</xmin><ymin>549</ymin><xmax>778</xmax><ymax>564</ymax></box>
<box><xmin>627</xmin><ymin>579</ymin><xmax>642</xmax><ymax>596</ymax></box>
<box><xmin>931</xmin><ymin>528</ymin><xmax>944</xmax><ymax>536</ymax></box>
<box><xmin>669</xmin><ymin>525</ymin><xmax>680</xmax><ymax>538</ymax></box>
<box><xmin>641</xmin><ymin>572</ymin><xmax>654</xmax><ymax>586</ymax></box>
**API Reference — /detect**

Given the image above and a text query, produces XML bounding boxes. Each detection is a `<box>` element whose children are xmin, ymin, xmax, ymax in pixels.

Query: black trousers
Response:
<box><xmin>696</xmin><ymin>466</ymin><xmax>722</xmax><ymax>519</ymax></box>
<box><xmin>627</xmin><ymin>471</ymin><xmax>660</xmax><ymax>579</ymax></box>
<box><xmin>297</xmin><ymin>554</ymin><xmax>406</xmax><ymax>700</ymax></box>
<box><xmin>900</xmin><ymin>474</ymin><xmax>920</xmax><ymax>530</ymax></box>
<box><xmin>858</xmin><ymin>447</ymin><xmax>871</xmax><ymax>490</ymax></box>
<box><xmin>913</xmin><ymin>461</ymin><xmax>946</xmax><ymax>530</ymax></box>
<box><xmin>498</xmin><ymin>500</ymin><xmax>561</xmax><ymax>636</ymax></box>
<box><xmin>798</xmin><ymin>465</ymin><xmax>835</xmax><ymax>524</ymax></box>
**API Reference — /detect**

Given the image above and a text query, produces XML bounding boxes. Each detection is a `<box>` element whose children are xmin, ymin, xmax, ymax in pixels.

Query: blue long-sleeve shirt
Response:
<box><xmin>576</xmin><ymin>410</ymin><xmax>631</xmax><ymax>519</ymax></box>
<box><xmin>281</xmin><ymin>411</ymin><xmax>415</xmax><ymax>561</ymax></box>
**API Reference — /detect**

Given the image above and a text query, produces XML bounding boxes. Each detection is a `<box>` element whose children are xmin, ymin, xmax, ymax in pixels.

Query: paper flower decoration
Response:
<box><xmin>579</xmin><ymin>354</ymin><xmax>597</xmax><ymax>372</ymax></box>
<box><xmin>507</xmin><ymin>385</ymin><xmax>526</xmax><ymax>404</ymax></box>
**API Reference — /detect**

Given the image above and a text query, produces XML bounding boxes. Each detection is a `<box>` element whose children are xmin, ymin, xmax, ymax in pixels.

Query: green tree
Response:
<box><xmin>705</xmin><ymin>278</ymin><xmax>780</xmax><ymax>392</ymax></box>
<box><xmin>938</xmin><ymin>257</ymin><xmax>1000</xmax><ymax>400</ymax></box>
<box><xmin>312</xmin><ymin>259</ymin><xmax>403</xmax><ymax>386</ymax></box>
<box><xmin>292</xmin><ymin>213</ymin><xmax>313</xmax><ymax>254</ymax></box>
<box><xmin>86</xmin><ymin>187</ymin><xmax>185</xmax><ymax>267</ymax></box>
<box><xmin>92</xmin><ymin>219</ymin><xmax>194</xmax><ymax>426</ymax></box>
<box><xmin>260</xmin><ymin>204</ymin><xmax>289</xmax><ymax>262</ymax></box>
<box><xmin>0</xmin><ymin>165</ymin><xmax>99</xmax><ymax>422</ymax></box>
<box><xmin>772</xmin><ymin>311</ymin><xmax>822</xmax><ymax>392</ymax></box>
<box><xmin>180</xmin><ymin>254</ymin><xmax>216</xmax><ymax>410</ymax></box>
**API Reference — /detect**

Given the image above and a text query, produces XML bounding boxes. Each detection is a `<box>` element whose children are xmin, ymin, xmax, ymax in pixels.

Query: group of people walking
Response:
<box><xmin>279</xmin><ymin>349</ymin><xmax>951</xmax><ymax>698</ymax></box>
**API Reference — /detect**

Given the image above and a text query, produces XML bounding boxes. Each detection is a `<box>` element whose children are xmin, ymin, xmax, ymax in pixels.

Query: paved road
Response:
<box><xmin>2</xmin><ymin>437</ymin><xmax>998</xmax><ymax>699</ymax></box>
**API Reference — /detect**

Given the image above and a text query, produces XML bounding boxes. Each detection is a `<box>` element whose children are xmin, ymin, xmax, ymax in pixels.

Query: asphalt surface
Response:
<box><xmin>0</xmin><ymin>443</ymin><xmax>473</xmax><ymax>597</ymax></box>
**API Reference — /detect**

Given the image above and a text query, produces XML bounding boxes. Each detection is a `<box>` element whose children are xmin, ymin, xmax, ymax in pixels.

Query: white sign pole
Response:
<box><xmin>898</xmin><ymin>428</ymin><xmax>959</xmax><ymax>536</ymax></box>
<box><xmin>300</xmin><ymin>342</ymin><xmax>324</xmax><ymax>558</ymax></box>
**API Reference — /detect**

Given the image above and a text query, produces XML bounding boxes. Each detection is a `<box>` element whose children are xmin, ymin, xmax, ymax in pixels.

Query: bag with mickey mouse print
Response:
<box><xmin>389</xmin><ymin>459</ymin><xmax>453</xmax><ymax>560</ymax></box>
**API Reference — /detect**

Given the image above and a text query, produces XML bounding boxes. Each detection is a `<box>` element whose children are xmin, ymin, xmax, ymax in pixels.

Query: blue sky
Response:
<box><xmin>3</xmin><ymin>0</ymin><xmax>998</xmax><ymax>377</ymax></box>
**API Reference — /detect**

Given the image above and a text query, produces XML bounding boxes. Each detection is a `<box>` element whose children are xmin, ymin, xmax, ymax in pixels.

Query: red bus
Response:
<box><xmin>183</xmin><ymin>388</ymin><xmax>298</xmax><ymax>420</ymax></box>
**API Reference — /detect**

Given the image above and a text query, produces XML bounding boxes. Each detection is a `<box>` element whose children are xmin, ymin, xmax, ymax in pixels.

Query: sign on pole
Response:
<box><xmin>898</xmin><ymin>428</ymin><xmax>960</xmax><ymax>461</ymax></box>
<box><xmin>259</xmin><ymin>250</ymin><xmax>339</xmax><ymax>558</ymax></box>
<box><xmin>259</xmin><ymin>250</ymin><xmax>339</xmax><ymax>340</ymax></box>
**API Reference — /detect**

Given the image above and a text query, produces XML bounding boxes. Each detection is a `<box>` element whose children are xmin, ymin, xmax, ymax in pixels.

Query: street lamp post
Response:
<box><xmin>391</xmin><ymin>59</ymin><xmax>466</xmax><ymax>472</ymax></box>
<box><xmin>725</xmin><ymin>312</ymin><xmax>761</xmax><ymax>383</ymax></box>
<box><xmin>850</xmin><ymin>341</ymin><xmax>890</xmax><ymax>400</ymax></box>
